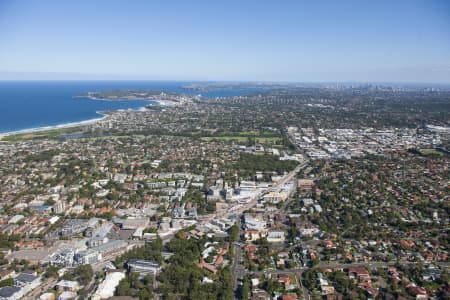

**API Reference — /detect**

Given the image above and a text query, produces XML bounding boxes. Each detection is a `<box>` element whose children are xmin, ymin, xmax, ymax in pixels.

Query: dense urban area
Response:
<box><xmin>0</xmin><ymin>84</ymin><xmax>449</xmax><ymax>300</ymax></box>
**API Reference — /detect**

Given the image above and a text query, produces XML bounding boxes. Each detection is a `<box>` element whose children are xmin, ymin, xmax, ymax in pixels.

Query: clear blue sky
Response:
<box><xmin>0</xmin><ymin>0</ymin><xmax>449</xmax><ymax>83</ymax></box>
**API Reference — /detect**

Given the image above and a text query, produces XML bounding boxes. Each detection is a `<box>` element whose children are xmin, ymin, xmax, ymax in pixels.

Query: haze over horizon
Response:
<box><xmin>0</xmin><ymin>0</ymin><xmax>449</xmax><ymax>83</ymax></box>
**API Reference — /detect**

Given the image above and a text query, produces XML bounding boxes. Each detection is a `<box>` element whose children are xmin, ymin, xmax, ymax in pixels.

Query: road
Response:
<box><xmin>243</xmin><ymin>260</ymin><xmax>450</xmax><ymax>299</ymax></box>
<box><xmin>23</xmin><ymin>277</ymin><xmax>57</xmax><ymax>300</ymax></box>
<box><xmin>247</xmin><ymin>260</ymin><xmax>450</xmax><ymax>277</ymax></box>
<box><xmin>231</xmin><ymin>160</ymin><xmax>310</xmax><ymax>299</ymax></box>
<box><xmin>225</xmin><ymin>157</ymin><xmax>450</xmax><ymax>300</ymax></box>
<box><xmin>298</xmin><ymin>269</ymin><xmax>310</xmax><ymax>300</ymax></box>
<box><xmin>79</xmin><ymin>277</ymin><xmax>96</xmax><ymax>299</ymax></box>
<box><xmin>232</xmin><ymin>217</ymin><xmax>245</xmax><ymax>298</ymax></box>
<box><xmin>206</xmin><ymin>160</ymin><xmax>309</xmax><ymax>223</ymax></box>
<box><xmin>91</xmin><ymin>240</ymin><xmax>145</xmax><ymax>272</ymax></box>
<box><xmin>21</xmin><ymin>240</ymin><xmax>144</xmax><ymax>299</ymax></box>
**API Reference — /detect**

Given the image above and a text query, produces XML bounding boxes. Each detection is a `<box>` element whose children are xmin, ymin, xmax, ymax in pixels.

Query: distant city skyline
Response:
<box><xmin>0</xmin><ymin>0</ymin><xmax>449</xmax><ymax>83</ymax></box>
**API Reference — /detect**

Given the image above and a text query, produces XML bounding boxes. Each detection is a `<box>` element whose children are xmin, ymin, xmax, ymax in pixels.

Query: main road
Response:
<box><xmin>231</xmin><ymin>160</ymin><xmax>310</xmax><ymax>299</ymax></box>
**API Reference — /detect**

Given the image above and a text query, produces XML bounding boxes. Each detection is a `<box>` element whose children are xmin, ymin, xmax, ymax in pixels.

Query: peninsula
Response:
<box><xmin>78</xmin><ymin>90</ymin><xmax>196</xmax><ymax>105</ymax></box>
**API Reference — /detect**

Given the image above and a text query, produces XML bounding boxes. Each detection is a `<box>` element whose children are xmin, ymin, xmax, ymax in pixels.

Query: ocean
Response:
<box><xmin>0</xmin><ymin>81</ymin><xmax>260</xmax><ymax>134</ymax></box>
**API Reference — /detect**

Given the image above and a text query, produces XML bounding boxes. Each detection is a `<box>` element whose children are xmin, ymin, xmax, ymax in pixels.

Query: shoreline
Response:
<box><xmin>0</xmin><ymin>112</ymin><xmax>109</xmax><ymax>140</ymax></box>
<box><xmin>76</xmin><ymin>95</ymin><xmax>158</xmax><ymax>102</ymax></box>
<box><xmin>0</xmin><ymin>101</ymin><xmax>163</xmax><ymax>141</ymax></box>
<box><xmin>78</xmin><ymin>95</ymin><xmax>175</xmax><ymax>107</ymax></box>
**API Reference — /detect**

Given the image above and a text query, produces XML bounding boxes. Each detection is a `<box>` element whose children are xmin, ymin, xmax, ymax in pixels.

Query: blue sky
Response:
<box><xmin>0</xmin><ymin>0</ymin><xmax>449</xmax><ymax>83</ymax></box>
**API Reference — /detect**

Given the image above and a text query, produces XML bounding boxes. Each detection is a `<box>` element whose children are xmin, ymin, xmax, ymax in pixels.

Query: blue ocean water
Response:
<box><xmin>0</xmin><ymin>81</ymin><xmax>260</xmax><ymax>133</ymax></box>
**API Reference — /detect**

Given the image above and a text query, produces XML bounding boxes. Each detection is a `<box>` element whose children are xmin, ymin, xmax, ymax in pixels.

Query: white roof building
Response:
<box><xmin>8</xmin><ymin>215</ymin><xmax>25</xmax><ymax>224</ymax></box>
<box><xmin>92</xmin><ymin>271</ymin><xmax>125</xmax><ymax>300</ymax></box>
<box><xmin>49</xmin><ymin>216</ymin><xmax>60</xmax><ymax>225</ymax></box>
<box><xmin>58</xmin><ymin>291</ymin><xmax>77</xmax><ymax>300</ymax></box>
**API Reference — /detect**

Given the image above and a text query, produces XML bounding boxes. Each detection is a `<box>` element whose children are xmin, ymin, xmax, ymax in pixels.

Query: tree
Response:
<box><xmin>44</xmin><ymin>265</ymin><xmax>59</xmax><ymax>278</ymax></box>
<box><xmin>139</xmin><ymin>288</ymin><xmax>152</xmax><ymax>300</ymax></box>
<box><xmin>116</xmin><ymin>278</ymin><xmax>131</xmax><ymax>296</ymax></box>
<box><xmin>228</xmin><ymin>224</ymin><xmax>239</xmax><ymax>242</ymax></box>
<box><xmin>0</xmin><ymin>278</ymin><xmax>13</xmax><ymax>288</ymax></box>
<box><xmin>241</xmin><ymin>276</ymin><xmax>251</xmax><ymax>300</ymax></box>
<box><xmin>261</xmin><ymin>278</ymin><xmax>282</xmax><ymax>295</ymax></box>
<box><xmin>114</xmin><ymin>237</ymin><xmax>163</xmax><ymax>267</ymax></box>
<box><xmin>217</xmin><ymin>267</ymin><xmax>234</xmax><ymax>299</ymax></box>
<box><xmin>303</xmin><ymin>270</ymin><xmax>317</xmax><ymax>290</ymax></box>
<box><xmin>74</xmin><ymin>264</ymin><xmax>93</xmax><ymax>285</ymax></box>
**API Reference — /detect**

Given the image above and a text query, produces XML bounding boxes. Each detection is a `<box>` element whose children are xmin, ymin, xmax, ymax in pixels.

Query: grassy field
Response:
<box><xmin>1</xmin><ymin>127</ymin><xmax>282</xmax><ymax>144</ymax></box>
<box><xmin>200</xmin><ymin>136</ymin><xmax>281</xmax><ymax>143</ymax></box>
<box><xmin>419</xmin><ymin>149</ymin><xmax>444</xmax><ymax>157</ymax></box>
<box><xmin>1</xmin><ymin>128</ymin><xmax>81</xmax><ymax>142</ymax></box>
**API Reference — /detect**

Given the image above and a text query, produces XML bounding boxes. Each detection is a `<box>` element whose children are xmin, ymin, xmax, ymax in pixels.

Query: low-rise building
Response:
<box><xmin>127</xmin><ymin>259</ymin><xmax>161</xmax><ymax>276</ymax></box>
<box><xmin>55</xmin><ymin>280</ymin><xmax>80</xmax><ymax>292</ymax></box>
<box><xmin>267</xmin><ymin>230</ymin><xmax>285</xmax><ymax>243</ymax></box>
<box><xmin>0</xmin><ymin>286</ymin><xmax>22</xmax><ymax>300</ymax></box>
<box><xmin>74</xmin><ymin>249</ymin><xmax>101</xmax><ymax>265</ymax></box>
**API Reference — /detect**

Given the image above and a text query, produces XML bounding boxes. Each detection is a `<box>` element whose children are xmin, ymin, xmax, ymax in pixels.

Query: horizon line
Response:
<box><xmin>1</xmin><ymin>78</ymin><xmax>450</xmax><ymax>86</ymax></box>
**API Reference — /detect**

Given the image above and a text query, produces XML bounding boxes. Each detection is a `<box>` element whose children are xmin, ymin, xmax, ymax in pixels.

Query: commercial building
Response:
<box><xmin>74</xmin><ymin>249</ymin><xmax>101</xmax><ymax>265</ymax></box>
<box><xmin>55</xmin><ymin>280</ymin><xmax>80</xmax><ymax>292</ymax></box>
<box><xmin>127</xmin><ymin>259</ymin><xmax>161</xmax><ymax>276</ymax></box>
<box><xmin>267</xmin><ymin>230</ymin><xmax>286</xmax><ymax>243</ymax></box>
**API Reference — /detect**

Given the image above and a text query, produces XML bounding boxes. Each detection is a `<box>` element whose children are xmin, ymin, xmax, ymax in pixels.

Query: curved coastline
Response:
<box><xmin>0</xmin><ymin>101</ymin><xmax>160</xmax><ymax>139</ymax></box>
<box><xmin>0</xmin><ymin>94</ymin><xmax>162</xmax><ymax>140</ymax></box>
<box><xmin>75</xmin><ymin>94</ymin><xmax>174</xmax><ymax>107</ymax></box>
<box><xmin>81</xmin><ymin>96</ymin><xmax>171</xmax><ymax>106</ymax></box>
<box><xmin>0</xmin><ymin>112</ymin><xmax>109</xmax><ymax>139</ymax></box>
<box><xmin>75</xmin><ymin>95</ymin><xmax>157</xmax><ymax>102</ymax></box>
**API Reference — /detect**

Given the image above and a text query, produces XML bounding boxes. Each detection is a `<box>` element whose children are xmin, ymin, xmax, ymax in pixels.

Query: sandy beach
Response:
<box><xmin>0</xmin><ymin>113</ymin><xmax>109</xmax><ymax>140</ymax></box>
